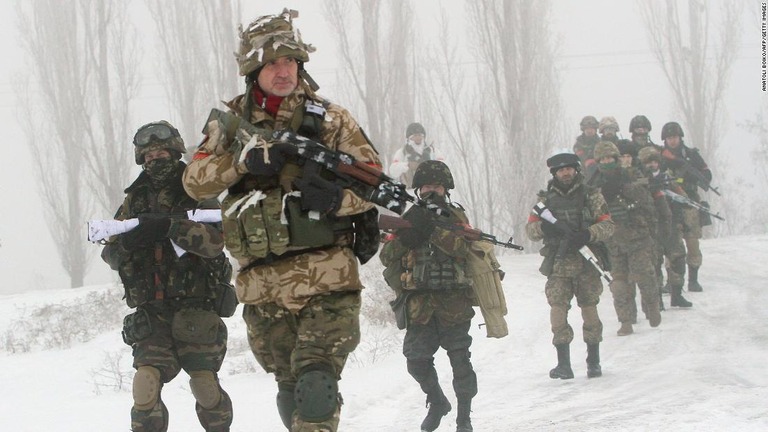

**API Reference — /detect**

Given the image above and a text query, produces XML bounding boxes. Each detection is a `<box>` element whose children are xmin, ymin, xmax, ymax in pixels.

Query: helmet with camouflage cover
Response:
<box><xmin>661</xmin><ymin>122</ymin><xmax>684</xmax><ymax>140</ymax></box>
<box><xmin>593</xmin><ymin>141</ymin><xmax>620</xmax><ymax>161</ymax></box>
<box><xmin>235</xmin><ymin>8</ymin><xmax>316</xmax><ymax>77</ymax></box>
<box><xmin>629</xmin><ymin>115</ymin><xmax>652</xmax><ymax>132</ymax></box>
<box><xmin>411</xmin><ymin>160</ymin><xmax>454</xmax><ymax>189</ymax></box>
<box><xmin>598</xmin><ymin>116</ymin><xmax>620</xmax><ymax>134</ymax></box>
<box><xmin>579</xmin><ymin>115</ymin><xmax>599</xmax><ymax>131</ymax></box>
<box><xmin>546</xmin><ymin>152</ymin><xmax>581</xmax><ymax>175</ymax></box>
<box><xmin>133</xmin><ymin>120</ymin><xmax>185</xmax><ymax>165</ymax></box>
<box><xmin>637</xmin><ymin>146</ymin><xmax>661</xmax><ymax>164</ymax></box>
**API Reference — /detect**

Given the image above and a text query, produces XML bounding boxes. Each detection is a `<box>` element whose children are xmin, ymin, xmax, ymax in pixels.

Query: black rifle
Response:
<box><xmin>661</xmin><ymin>148</ymin><xmax>720</xmax><ymax>196</ymax></box>
<box><xmin>379</xmin><ymin>214</ymin><xmax>523</xmax><ymax>250</ymax></box>
<box><xmin>661</xmin><ymin>189</ymin><xmax>725</xmax><ymax>221</ymax></box>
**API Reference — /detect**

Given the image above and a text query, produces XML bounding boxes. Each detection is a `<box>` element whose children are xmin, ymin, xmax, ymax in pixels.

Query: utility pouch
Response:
<box><xmin>214</xmin><ymin>282</ymin><xmax>239</xmax><ymax>318</ymax></box>
<box><xmin>171</xmin><ymin>309</ymin><xmax>220</xmax><ymax>344</ymax></box>
<box><xmin>285</xmin><ymin>195</ymin><xmax>335</xmax><ymax>247</ymax></box>
<box><xmin>389</xmin><ymin>291</ymin><xmax>411</xmax><ymax>330</ymax></box>
<box><xmin>351</xmin><ymin>208</ymin><xmax>380</xmax><ymax>264</ymax></box>
<box><xmin>539</xmin><ymin>244</ymin><xmax>555</xmax><ymax>277</ymax></box>
<box><xmin>122</xmin><ymin>308</ymin><xmax>152</xmax><ymax>346</ymax></box>
<box><xmin>699</xmin><ymin>201</ymin><xmax>713</xmax><ymax>227</ymax></box>
<box><xmin>382</xmin><ymin>262</ymin><xmax>404</xmax><ymax>290</ymax></box>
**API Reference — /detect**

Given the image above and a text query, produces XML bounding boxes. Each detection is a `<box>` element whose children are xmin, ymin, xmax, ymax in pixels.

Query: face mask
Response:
<box><xmin>420</xmin><ymin>191</ymin><xmax>446</xmax><ymax>205</ymax></box>
<box><xmin>144</xmin><ymin>158</ymin><xmax>179</xmax><ymax>182</ymax></box>
<box><xmin>599</xmin><ymin>161</ymin><xmax>619</xmax><ymax>172</ymax></box>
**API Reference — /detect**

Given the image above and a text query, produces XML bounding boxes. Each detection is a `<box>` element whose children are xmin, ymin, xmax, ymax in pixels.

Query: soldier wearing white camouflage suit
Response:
<box><xmin>182</xmin><ymin>9</ymin><xmax>382</xmax><ymax>432</ymax></box>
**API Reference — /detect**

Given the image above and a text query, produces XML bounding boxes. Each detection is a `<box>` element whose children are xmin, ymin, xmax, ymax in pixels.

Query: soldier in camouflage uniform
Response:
<box><xmin>182</xmin><ymin>9</ymin><xmax>381</xmax><ymax>432</ymax></box>
<box><xmin>389</xmin><ymin>122</ymin><xmax>443</xmax><ymax>188</ymax></box>
<box><xmin>637</xmin><ymin>146</ymin><xmax>693</xmax><ymax>308</ymax></box>
<box><xmin>598</xmin><ymin>116</ymin><xmax>621</xmax><ymax>145</ymax></box>
<box><xmin>526</xmin><ymin>153</ymin><xmax>614</xmax><ymax>380</ymax></box>
<box><xmin>101</xmin><ymin>121</ymin><xmax>235</xmax><ymax>432</ymax></box>
<box><xmin>660</xmin><ymin>122</ymin><xmax>712</xmax><ymax>293</ymax></box>
<box><xmin>628</xmin><ymin>115</ymin><xmax>657</xmax><ymax>150</ymax></box>
<box><xmin>380</xmin><ymin>161</ymin><xmax>477</xmax><ymax>432</ymax></box>
<box><xmin>573</xmin><ymin>115</ymin><xmax>600</xmax><ymax>181</ymax></box>
<box><xmin>590</xmin><ymin>141</ymin><xmax>661</xmax><ymax>336</ymax></box>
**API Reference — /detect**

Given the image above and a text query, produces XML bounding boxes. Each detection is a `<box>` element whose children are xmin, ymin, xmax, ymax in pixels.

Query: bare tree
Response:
<box><xmin>146</xmin><ymin>0</ymin><xmax>242</xmax><ymax>155</ymax></box>
<box><xmin>15</xmin><ymin>0</ymin><xmax>140</xmax><ymax>287</ymax></box>
<box><xmin>324</xmin><ymin>0</ymin><xmax>417</xmax><ymax>166</ymax></box>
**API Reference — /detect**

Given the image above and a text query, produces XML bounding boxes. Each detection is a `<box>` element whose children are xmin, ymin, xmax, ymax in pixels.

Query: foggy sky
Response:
<box><xmin>0</xmin><ymin>0</ymin><xmax>761</xmax><ymax>293</ymax></box>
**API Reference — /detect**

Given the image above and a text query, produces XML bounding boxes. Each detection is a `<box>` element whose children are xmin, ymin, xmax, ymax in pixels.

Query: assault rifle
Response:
<box><xmin>661</xmin><ymin>189</ymin><xmax>725</xmax><ymax>221</ymax></box>
<box><xmin>661</xmin><ymin>149</ymin><xmax>720</xmax><ymax>196</ymax></box>
<box><xmin>204</xmin><ymin>108</ymin><xmax>446</xmax><ymax>217</ymax></box>
<box><xmin>87</xmin><ymin>209</ymin><xmax>222</xmax><ymax>256</ymax></box>
<box><xmin>378</xmin><ymin>214</ymin><xmax>524</xmax><ymax>250</ymax></box>
<box><xmin>533</xmin><ymin>202</ymin><xmax>613</xmax><ymax>282</ymax></box>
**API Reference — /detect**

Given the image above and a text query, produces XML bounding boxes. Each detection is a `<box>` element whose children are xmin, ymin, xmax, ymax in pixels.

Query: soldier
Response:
<box><xmin>379</xmin><ymin>161</ymin><xmax>477</xmax><ymax>432</ymax></box>
<box><xmin>628</xmin><ymin>115</ymin><xmax>656</xmax><ymax>149</ymax></box>
<box><xmin>389</xmin><ymin>122</ymin><xmax>443</xmax><ymax>188</ymax></box>
<box><xmin>573</xmin><ymin>115</ymin><xmax>601</xmax><ymax>181</ymax></box>
<box><xmin>526</xmin><ymin>152</ymin><xmax>614</xmax><ymax>380</ymax></box>
<box><xmin>598</xmin><ymin>116</ymin><xmax>621</xmax><ymax>144</ymax></box>
<box><xmin>182</xmin><ymin>9</ymin><xmax>381</xmax><ymax>432</ymax></box>
<box><xmin>101</xmin><ymin>121</ymin><xmax>235</xmax><ymax>432</ymax></box>
<box><xmin>637</xmin><ymin>146</ymin><xmax>693</xmax><ymax>308</ymax></box>
<box><xmin>660</xmin><ymin>121</ymin><xmax>712</xmax><ymax>292</ymax></box>
<box><xmin>591</xmin><ymin>141</ymin><xmax>661</xmax><ymax>336</ymax></box>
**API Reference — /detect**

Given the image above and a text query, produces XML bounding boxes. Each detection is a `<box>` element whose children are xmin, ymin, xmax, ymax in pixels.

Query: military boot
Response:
<box><xmin>455</xmin><ymin>398</ymin><xmax>473</xmax><ymax>432</ymax></box>
<box><xmin>549</xmin><ymin>344</ymin><xmax>574</xmax><ymax>379</ymax></box>
<box><xmin>670</xmin><ymin>285</ymin><xmax>693</xmax><ymax>307</ymax></box>
<box><xmin>421</xmin><ymin>389</ymin><xmax>451</xmax><ymax>432</ymax></box>
<box><xmin>688</xmin><ymin>266</ymin><xmax>703</xmax><ymax>292</ymax></box>
<box><xmin>586</xmin><ymin>343</ymin><xmax>602</xmax><ymax>378</ymax></box>
<box><xmin>616</xmin><ymin>322</ymin><xmax>633</xmax><ymax>336</ymax></box>
<box><xmin>645</xmin><ymin>299</ymin><xmax>661</xmax><ymax>328</ymax></box>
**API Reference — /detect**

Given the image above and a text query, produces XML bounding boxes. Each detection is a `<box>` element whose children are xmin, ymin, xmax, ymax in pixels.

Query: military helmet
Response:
<box><xmin>546</xmin><ymin>152</ymin><xmax>581</xmax><ymax>175</ymax></box>
<box><xmin>661</xmin><ymin>122</ymin><xmax>684</xmax><ymax>140</ymax></box>
<box><xmin>594</xmin><ymin>141</ymin><xmax>620</xmax><ymax>161</ymax></box>
<box><xmin>629</xmin><ymin>115</ymin><xmax>652</xmax><ymax>132</ymax></box>
<box><xmin>579</xmin><ymin>115</ymin><xmax>599</xmax><ymax>131</ymax></box>
<box><xmin>412</xmin><ymin>160</ymin><xmax>454</xmax><ymax>189</ymax></box>
<box><xmin>617</xmin><ymin>140</ymin><xmax>638</xmax><ymax>158</ymax></box>
<box><xmin>598</xmin><ymin>116</ymin><xmax>620</xmax><ymax>134</ymax></box>
<box><xmin>133</xmin><ymin>120</ymin><xmax>185</xmax><ymax>164</ymax></box>
<box><xmin>235</xmin><ymin>9</ymin><xmax>316</xmax><ymax>77</ymax></box>
<box><xmin>406</xmin><ymin>122</ymin><xmax>426</xmax><ymax>138</ymax></box>
<box><xmin>637</xmin><ymin>146</ymin><xmax>661</xmax><ymax>164</ymax></box>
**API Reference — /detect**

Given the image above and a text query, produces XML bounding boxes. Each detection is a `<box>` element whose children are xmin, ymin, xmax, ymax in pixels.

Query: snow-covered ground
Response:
<box><xmin>1</xmin><ymin>235</ymin><xmax>766</xmax><ymax>431</ymax></box>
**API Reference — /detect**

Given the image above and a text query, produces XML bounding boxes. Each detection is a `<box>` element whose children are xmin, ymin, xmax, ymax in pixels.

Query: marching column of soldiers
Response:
<box><xmin>94</xmin><ymin>8</ymin><xmax>719</xmax><ymax>432</ymax></box>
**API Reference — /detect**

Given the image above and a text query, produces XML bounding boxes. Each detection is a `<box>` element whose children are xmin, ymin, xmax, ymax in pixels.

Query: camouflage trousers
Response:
<box><xmin>242</xmin><ymin>291</ymin><xmax>362</xmax><ymax>432</ymax></box>
<box><xmin>403</xmin><ymin>315</ymin><xmax>478</xmax><ymax>400</ymax></box>
<box><xmin>544</xmin><ymin>268</ymin><xmax>604</xmax><ymax>346</ymax></box>
<box><xmin>677</xmin><ymin>206</ymin><xmax>703</xmax><ymax>267</ymax></box>
<box><xmin>654</xmin><ymin>222</ymin><xmax>687</xmax><ymax>288</ymax></box>
<box><xmin>129</xmin><ymin>304</ymin><xmax>231</xmax><ymax>432</ymax></box>
<box><xmin>608</xmin><ymin>236</ymin><xmax>659</xmax><ymax>324</ymax></box>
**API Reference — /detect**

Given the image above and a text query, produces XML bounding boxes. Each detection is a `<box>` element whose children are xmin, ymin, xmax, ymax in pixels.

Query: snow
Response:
<box><xmin>1</xmin><ymin>235</ymin><xmax>767</xmax><ymax>431</ymax></box>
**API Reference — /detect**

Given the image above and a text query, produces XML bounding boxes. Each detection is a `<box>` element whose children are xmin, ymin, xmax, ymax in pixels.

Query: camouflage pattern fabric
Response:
<box><xmin>131</xmin><ymin>304</ymin><xmax>231</xmax><ymax>431</ymax></box>
<box><xmin>647</xmin><ymin>172</ymin><xmax>687</xmax><ymax>289</ymax></box>
<box><xmin>573</xmin><ymin>134</ymin><xmax>600</xmax><ymax>179</ymax></box>
<box><xmin>526</xmin><ymin>178</ymin><xmax>614</xmax><ymax>345</ymax></box>
<box><xmin>183</xmin><ymin>80</ymin><xmax>379</xmax><ymax>313</ymax></box>
<box><xmin>242</xmin><ymin>291</ymin><xmax>361</xmax><ymax>432</ymax></box>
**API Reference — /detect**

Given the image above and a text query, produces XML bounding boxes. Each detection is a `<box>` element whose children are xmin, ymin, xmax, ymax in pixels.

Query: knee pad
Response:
<box><xmin>189</xmin><ymin>370</ymin><xmax>222</xmax><ymax>410</ymax></box>
<box><xmin>133</xmin><ymin>366</ymin><xmax>161</xmax><ymax>411</ymax></box>
<box><xmin>295</xmin><ymin>368</ymin><xmax>338</xmax><ymax>423</ymax></box>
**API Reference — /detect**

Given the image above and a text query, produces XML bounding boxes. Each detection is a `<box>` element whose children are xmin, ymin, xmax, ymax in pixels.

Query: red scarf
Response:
<box><xmin>251</xmin><ymin>86</ymin><xmax>284</xmax><ymax>118</ymax></box>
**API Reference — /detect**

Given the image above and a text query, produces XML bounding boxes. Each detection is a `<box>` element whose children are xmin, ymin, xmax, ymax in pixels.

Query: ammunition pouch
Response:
<box><xmin>389</xmin><ymin>291</ymin><xmax>411</xmax><ymax>330</ymax></box>
<box><xmin>122</xmin><ymin>308</ymin><xmax>152</xmax><ymax>346</ymax></box>
<box><xmin>351</xmin><ymin>208</ymin><xmax>380</xmax><ymax>264</ymax></box>
<box><xmin>213</xmin><ymin>282</ymin><xmax>239</xmax><ymax>318</ymax></box>
<box><xmin>699</xmin><ymin>201</ymin><xmax>712</xmax><ymax>227</ymax></box>
<box><xmin>538</xmin><ymin>244</ymin><xmax>556</xmax><ymax>277</ymax></box>
<box><xmin>382</xmin><ymin>261</ymin><xmax>404</xmax><ymax>290</ymax></box>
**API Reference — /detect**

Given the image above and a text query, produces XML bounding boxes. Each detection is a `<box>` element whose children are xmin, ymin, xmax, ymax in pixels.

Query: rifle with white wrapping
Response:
<box><xmin>87</xmin><ymin>209</ymin><xmax>222</xmax><ymax>242</ymax></box>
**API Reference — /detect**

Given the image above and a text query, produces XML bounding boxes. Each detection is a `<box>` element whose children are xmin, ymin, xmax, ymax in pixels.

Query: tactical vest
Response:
<box><xmin>220</xmin><ymin>97</ymin><xmax>354</xmax><ymax>263</ymax></box>
<box><xmin>605</xmin><ymin>195</ymin><xmax>635</xmax><ymax>225</ymax></box>
<box><xmin>118</xmin><ymin>172</ymin><xmax>232</xmax><ymax>308</ymax></box>
<box><xmin>541</xmin><ymin>185</ymin><xmax>592</xmax><ymax>248</ymax></box>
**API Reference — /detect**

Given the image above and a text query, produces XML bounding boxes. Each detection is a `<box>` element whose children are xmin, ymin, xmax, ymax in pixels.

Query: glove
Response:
<box><xmin>541</xmin><ymin>220</ymin><xmax>573</xmax><ymax>238</ymax></box>
<box><xmin>294</xmin><ymin>174</ymin><xmax>344</xmax><ymax>214</ymax></box>
<box><xmin>568</xmin><ymin>229</ymin><xmax>591</xmax><ymax>251</ymax></box>
<box><xmin>121</xmin><ymin>217</ymin><xmax>171</xmax><ymax>251</ymax></box>
<box><xmin>601</xmin><ymin>180</ymin><xmax>622</xmax><ymax>201</ymax></box>
<box><xmin>244</xmin><ymin>144</ymin><xmax>287</xmax><ymax>177</ymax></box>
<box><xmin>398</xmin><ymin>206</ymin><xmax>436</xmax><ymax>249</ymax></box>
<box><xmin>531</xmin><ymin>202</ymin><xmax>550</xmax><ymax>218</ymax></box>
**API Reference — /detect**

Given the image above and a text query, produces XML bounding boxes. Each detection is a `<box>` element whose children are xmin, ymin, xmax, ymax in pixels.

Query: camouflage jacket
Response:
<box><xmin>183</xmin><ymin>80</ymin><xmax>381</xmax><ymax>313</ymax></box>
<box><xmin>590</xmin><ymin>169</ymin><xmax>657</xmax><ymax>246</ymax></box>
<box><xmin>663</xmin><ymin>142</ymin><xmax>712</xmax><ymax>202</ymax></box>
<box><xmin>101</xmin><ymin>163</ymin><xmax>229</xmax><ymax>308</ymax></box>
<box><xmin>526</xmin><ymin>177</ymin><xmax>614</xmax><ymax>277</ymax></box>
<box><xmin>379</xmin><ymin>204</ymin><xmax>475</xmax><ymax>326</ymax></box>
